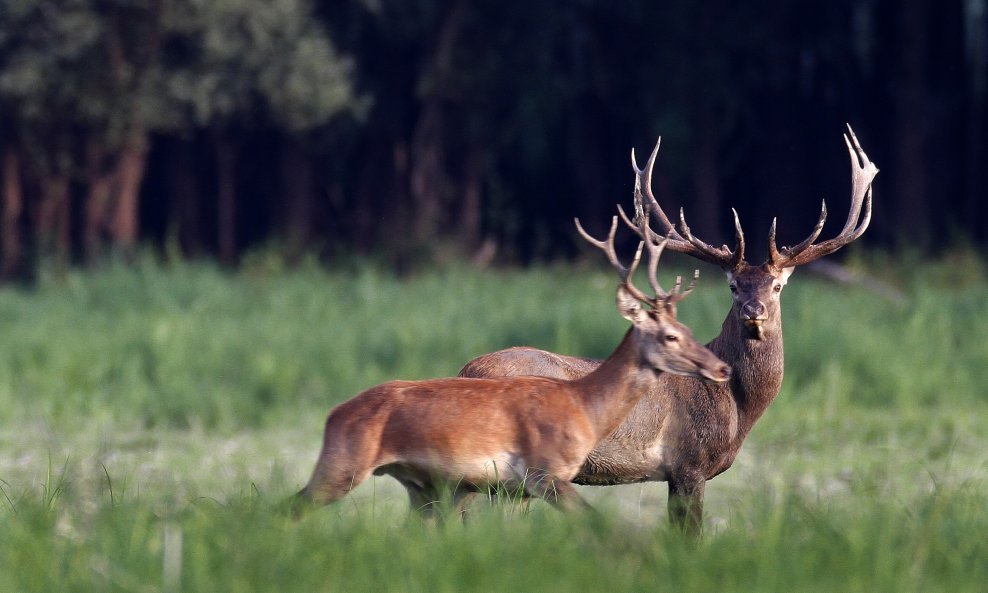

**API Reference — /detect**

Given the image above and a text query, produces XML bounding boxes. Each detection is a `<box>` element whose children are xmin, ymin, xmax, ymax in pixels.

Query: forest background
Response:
<box><xmin>1</xmin><ymin>0</ymin><xmax>985</xmax><ymax>278</ymax></box>
<box><xmin>3</xmin><ymin>4</ymin><xmax>988</xmax><ymax>590</ymax></box>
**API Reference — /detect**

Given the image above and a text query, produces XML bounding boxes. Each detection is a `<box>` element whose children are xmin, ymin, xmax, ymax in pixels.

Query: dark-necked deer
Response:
<box><xmin>459</xmin><ymin>125</ymin><xmax>878</xmax><ymax>534</ymax></box>
<box><xmin>292</xmin><ymin>214</ymin><xmax>730</xmax><ymax>518</ymax></box>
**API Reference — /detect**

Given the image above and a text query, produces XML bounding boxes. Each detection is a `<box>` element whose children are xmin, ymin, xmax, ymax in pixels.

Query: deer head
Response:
<box><xmin>575</xmin><ymin>212</ymin><xmax>730</xmax><ymax>382</ymax></box>
<box><xmin>629</xmin><ymin>124</ymin><xmax>879</xmax><ymax>341</ymax></box>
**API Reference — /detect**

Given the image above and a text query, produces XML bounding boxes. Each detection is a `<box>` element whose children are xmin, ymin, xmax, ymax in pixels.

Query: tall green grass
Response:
<box><xmin>1</xmin><ymin>253</ymin><xmax>987</xmax><ymax>592</ymax></box>
<box><xmin>1</xmin><ymin>482</ymin><xmax>986</xmax><ymax>592</ymax></box>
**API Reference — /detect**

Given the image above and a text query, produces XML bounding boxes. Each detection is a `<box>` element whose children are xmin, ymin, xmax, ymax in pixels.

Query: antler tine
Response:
<box><xmin>626</xmin><ymin>205</ymin><xmax>670</xmax><ymax>302</ymax></box>
<box><xmin>642</xmin><ymin>229</ymin><xmax>671</xmax><ymax>301</ymax></box>
<box><xmin>769</xmin><ymin>124</ymin><xmax>878</xmax><ymax>268</ymax></box>
<box><xmin>620</xmin><ymin>195</ymin><xmax>699</xmax><ymax>305</ymax></box>
<box><xmin>574</xmin><ymin>215</ymin><xmax>652</xmax><ymax>303</ymax></box>
<box><xmin>623</xmin><ymin>241</ymin><xmax>650</xmax><ymax>303</ymax></box>
<box><xmin>618</xmin><ymin>191</ymin><xmax>665</xmax><ymax>249</ymax></box>
<box><xmin>631</xmin><ymin>140</ymin><xmax>679</xmax><ymax>238</ymax></box>
<box><xmin>670</xmin><ymin>269</ymin><xmax>701</xmax><ymax>302</ymax></box>
<box><xmin>767</xmin><ymin>217</ymin><xmax>780</xmax><ymax>264</ymax></box>
<box><xmin>729</xmin><ymin>208</ymin><xmax>746</xmax><ymax>268</ymax></box>
<box><xmin>575</xmin><ymin>215</ymin><xmax>626</xmax><ymax>277</ymax></box>
<box><xmin>580</xmin><ymin>196</ymin><xmax>702</xmax><ymax>307</ymax></box>
<box><xmin>617</xmin><ymin>203</ymin><xmax>643</xmax><ymax>236</ymax></box>
<box><xmin>840</xmin><ymin>124</ymin><xmax>877</xmax><ymax>237</ymax></box>
<box><xmin>588</xmin><ymin>203</ymin><xmax>695</xmax><ymax>306</ymax></box>
<box><xmin>769</xmin><ymin>201</ymin><xmax>827</xmax><ymax>265</ymax></box>
<box><xmin>677</xmin><ymin>207</ymin><xmax>742</xmax><ymax>269</ymax></box>
<box><xmin>640</xmin><ymin>230</ymin><xmax>701</xmax><ymax>305</ymax></box>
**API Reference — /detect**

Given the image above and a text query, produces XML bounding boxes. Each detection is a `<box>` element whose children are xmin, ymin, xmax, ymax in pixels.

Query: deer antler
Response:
<box><xmin>767</xmin><ymin>124</ymin><xmax>878</xmax><ymax>268</ymax></box>
<box><xmin>616</xmin><ymin>195</ymin><xmax>699</xmax><ymax>305</ymax></box>
<box><xmin>575</xmin><ymin>211</ymin><xmax>695</xmax><ymax>307</ymax></box>
<box><xmin>631</xmin><ymin>140</ymin><xmax>745</xmax><ymax>270</ymax></box>
<box><xmin>631</xmin><ymin>125</ymin><xmax>877</xmax><ymax>272</ymax></box>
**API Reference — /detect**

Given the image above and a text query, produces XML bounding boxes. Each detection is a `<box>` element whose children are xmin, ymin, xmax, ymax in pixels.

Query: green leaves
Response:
<box><xmin>160</xmin><ymin>0</ymin><xmax>363</xmax><ymax>130</ymax></box>
<box><xmin>0</xmin><ymin>0</ymin><xmax>362</xmax><ymax>136</ymax></box>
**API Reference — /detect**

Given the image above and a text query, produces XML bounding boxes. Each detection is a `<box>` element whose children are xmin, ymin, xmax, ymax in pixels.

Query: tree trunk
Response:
<box><xmin>281</xmin><ymin>135</ymin><xmax>316</xmax><ymax>260</ymax></box>
<box><xmin>112</xmin><ymin>132</ymin><xmax>150</xmax><ymax>255</ymax></box>
<box><xmin>351</xmin><ymin>133</ymin><xmax>393</xmax><ymax>252</ymax></box>
<box><xmin>409</xmin><ymin>0</ymin><xmax>466</xmax><ymax>250</ymax></box>
<box><xmin>1</xmin><ymin>147</ymin><xmax>24</xmax><ymax>279</ymax></box>
<box><xmin>166</xmin><ymin>138</ymin><xmax>203</xmax><ymax>256</ymax></box>
<box><xmin>84</xmin><ymin>141</ymin><xmax>114</xmax><ymax>263</ymax></box>
<box><xmin>36</xmin><ymin>174</ymin><xmax>71</xmax><ymax>269</ymax></box>
<box><xmin>457</xmin><ymin>143</ymin><xmax>484</xmax><ymax>253</ymax></box>
<box><xmin>410</xmin><ymin>104</ymin><xmax>446</xmax><ymax>248</ymax></box>
<box><xmin>214</xmin><ymin>134</ymin><xmax>237</xmax><ymax>266</ymax></box>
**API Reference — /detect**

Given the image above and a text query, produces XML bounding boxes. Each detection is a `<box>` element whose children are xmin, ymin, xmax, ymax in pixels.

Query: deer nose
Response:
<box><xmin>741</xmin><ymin>301</ymin><xmax>767</xmax><ymax>321</ymax></box>
<box><xmin>716</xmin><ymin>363</ymin><xmax>731</xmax><ymax>380</ymax></box>
<box><xmin>703</xmin><ymin>362</ymin><xmax>732</xmax><ymax>382</ymax></box>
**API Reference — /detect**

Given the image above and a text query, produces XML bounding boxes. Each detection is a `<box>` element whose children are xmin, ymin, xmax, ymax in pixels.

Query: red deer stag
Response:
<box><xmin>459</xmin><ymin>125</ymin><xmax>878</xmax><ymax>534</ymax></box>
<box><xmin>292</xmin><ymin>214</ymin><xmax>731</xmax><ymax>518</ymax></box>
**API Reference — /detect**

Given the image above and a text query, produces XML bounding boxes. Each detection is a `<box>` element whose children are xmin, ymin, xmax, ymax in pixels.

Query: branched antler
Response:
<box><xmin>767</xmin><ymin>124</ymin><xmax>878</xmax><ymax>268</ymax></box>
<box><xmin>575</xmin><ymin>209</ymin><xmax>696</xmax><ymax>307</ymax></box>
<box><xmin>630</xmin><ymin>124</ymin><xmax>878</xmax><ymax>272</ymax></box>
<box><xmin>631</xmin><ymin>140</ymin><xmax>744</xmax><ymax>270</ymax></box>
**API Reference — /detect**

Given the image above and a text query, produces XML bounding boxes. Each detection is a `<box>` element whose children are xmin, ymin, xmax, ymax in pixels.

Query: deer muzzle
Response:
<box><xmin>701</xmin><ymin>362</ymin><xmax>732</xmax><ymax>383</ymax></box>
<box><xmin>740</xmin><ymin>301</ymin><xmax>768</xmax><ymax>339</ymax></box>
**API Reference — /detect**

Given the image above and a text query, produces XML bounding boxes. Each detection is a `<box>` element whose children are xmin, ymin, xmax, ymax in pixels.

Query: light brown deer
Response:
<box><xmin>292</xmin><ymin>214</ymin><xmax>731</xmax><ymax>518</ymax></box>
<box><xmin>459</xmin><ymin>125</ymin><xmax>878</xmax><ymax>534</ymax></box>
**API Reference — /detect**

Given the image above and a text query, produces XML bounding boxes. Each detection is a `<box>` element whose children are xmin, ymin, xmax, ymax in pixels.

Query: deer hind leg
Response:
<box><xmin>399</xmin><ymin>479</ymin><xmax>478</xmax><ymax>524</ymax></box>
<box><xmin>667</xmin><ymin>478</ymin><xmax>705</xmax><ymax>537</ymax></box>
<box><xmin>454</xmin><ymin>491</ymin><xmax>480</xmax><ymax>520</ymax></box>
<box><xmin>523</xmin><ymin>472</ymin><xmax>593</xmax><ymax>512</ymax></box>
<box><xmin>290</xmin><ymin>454</ymin><xmax>372</xmax><ymax>519</ymax></box>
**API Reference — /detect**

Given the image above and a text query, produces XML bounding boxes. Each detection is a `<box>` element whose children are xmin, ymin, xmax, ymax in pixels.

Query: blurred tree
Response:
<box><xmin>0</xmin><ymin>0</ymin><xmax>360</xmax><ymax>273</ymax></box>
<box><xmin>163</xmin><ymin>0</ymin><xmax>362</xmax><ymax>263</ymax></box>
<box><xmin>0</xmin><ymin>0</ymin><xmax>985</xmax><ymax>278</ymax></box>
<box><xmin>0</xmin><ymin>0</ymin><xmax>174</xmax><ymax>267</ymax></box>
<box><xmin>0</xmin><ymin>0</ymin><xmax>97</xmax><ymax>270</ymax></box>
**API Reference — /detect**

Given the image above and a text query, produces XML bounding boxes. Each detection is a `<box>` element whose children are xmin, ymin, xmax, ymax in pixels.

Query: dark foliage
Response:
<box><xmin>0</xmin><ymin>0</ymin><xmax>985</xmax><ymax>276</ymax></box>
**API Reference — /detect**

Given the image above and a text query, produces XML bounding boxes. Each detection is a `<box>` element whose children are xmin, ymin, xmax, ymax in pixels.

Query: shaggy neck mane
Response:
<box><xmin>708</xmin><ymin>310</ymin><xmax>785</xmax><ymax>440</ymax></box>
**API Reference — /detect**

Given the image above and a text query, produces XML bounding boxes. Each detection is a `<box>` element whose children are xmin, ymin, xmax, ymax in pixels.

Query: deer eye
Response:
<box><xmin>729</xmin><ymin>283</ymin><xmax>738</xmax><ymax>294</ymax></box>
<box><xmin>773</xmin><ymin>283</ymin><xmax>782</xmax><ymax>293</ymax></box>
<box><xmin>664</xmin><ymin>333</ymin><xmax>680</xmax><ymax>343</ymax></box>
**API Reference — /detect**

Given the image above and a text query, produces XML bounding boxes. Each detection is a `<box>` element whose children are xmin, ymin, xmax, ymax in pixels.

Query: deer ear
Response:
<box><xmin>780</xmin><ymin>266</ymin><xmax>795</xmax><ymax>284</ymax></box>
<box><xmin>616</xmin><ymin>285</ymin><xmax>647</xmax><ymax>323</ymax></box>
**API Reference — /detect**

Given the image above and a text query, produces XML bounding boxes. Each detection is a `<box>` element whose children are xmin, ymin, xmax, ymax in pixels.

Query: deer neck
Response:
<box><xmin>709</xmin><ymin>310</ymin><xmax>785</xmax><ymax>439</ymax></box>
<box><xmin>571</xmin><ymin>328</ymin><xmax>655</xmax><ymax>441</ymax></box>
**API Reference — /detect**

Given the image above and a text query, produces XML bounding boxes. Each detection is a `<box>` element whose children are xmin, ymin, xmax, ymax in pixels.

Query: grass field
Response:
<box><xmin>1</xmin><ymin>252</ymin><xmax>987</xmax><ymax>592</ymax></box>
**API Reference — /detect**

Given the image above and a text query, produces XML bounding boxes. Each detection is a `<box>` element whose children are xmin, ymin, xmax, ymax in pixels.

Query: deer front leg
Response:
<box><xmin>668</xmin><ymin>478</ymin><xmax>705</xmax><ymax>537</ymax></box>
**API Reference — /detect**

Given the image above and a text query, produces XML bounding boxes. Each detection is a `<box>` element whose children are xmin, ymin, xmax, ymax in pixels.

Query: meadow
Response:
<box><xmin>1</xmin><ymin>251</ymin><xmax>987</xmax><ymax>592</ymax></box>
